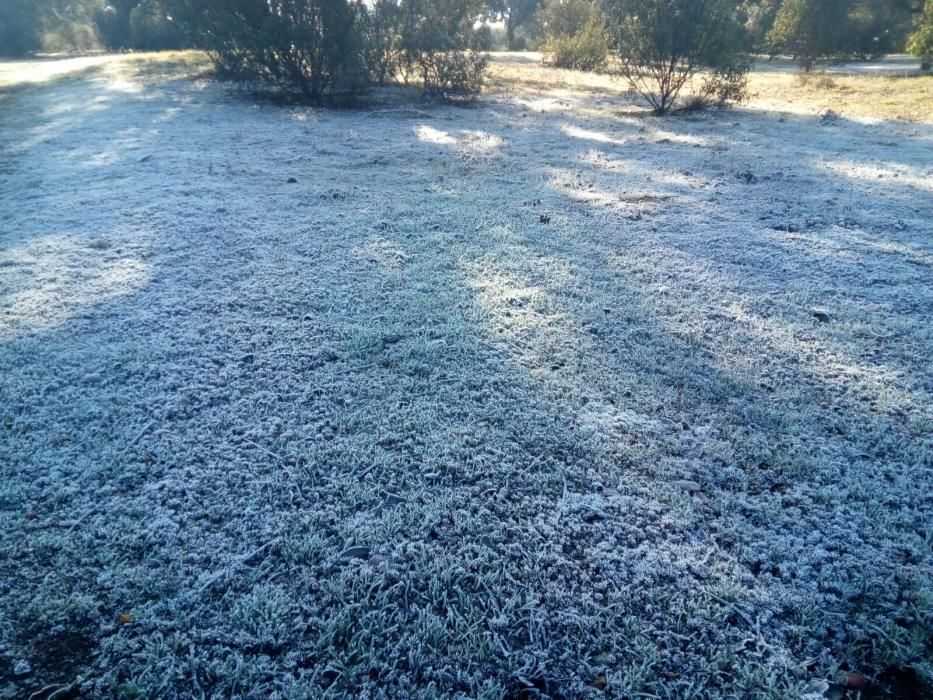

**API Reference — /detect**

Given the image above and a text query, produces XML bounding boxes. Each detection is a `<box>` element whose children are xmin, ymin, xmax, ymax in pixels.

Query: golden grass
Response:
<box><xmin>746</xmin><ymin>70</ymin><xmax>933</xmax><ymax>122</ymax></box>
<box><xmin>2</xmin><ymin>50</ymin><xmax>930</xmax><ymax>122</ymax></box>
<box><xmin>487</xmin><ymin>52</ymin><xmax>933</xmax><ymax>123</ymax></box>
<box><xmin>0</xmin><ymin>50</ymin><xmax>210</xmax><ymax>91</ymax></box>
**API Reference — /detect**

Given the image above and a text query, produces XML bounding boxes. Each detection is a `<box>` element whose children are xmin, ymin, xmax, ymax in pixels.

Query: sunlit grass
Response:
<box><xmin>488</xmin><ymin>52</ymin><xmax>933</xmax><ymax>122</ymax></box>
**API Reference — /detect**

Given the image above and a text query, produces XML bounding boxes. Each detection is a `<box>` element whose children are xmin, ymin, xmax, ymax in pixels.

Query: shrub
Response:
<box><xmin>543</xmin><ymin>20</ymin><xmax>608</xmax><ymax>70</ymax></box>
<box><xmin>397</xmin><ymin>0</ymin><xmax>489</xmax><ymax>97</ymax></box>
<box><xmin>539</xmin><ymin>0</ymin><xmax>609</xmax><ymax>71</ymax></box>
<box><xmin>414</xmin><ymin>48</ymin><xmax>489</xmax><ymax>96</ymax></box>
<box><xmin>173</xmin><ymin>0</ymin><xmax>366</xmax><ymax>102</ymax></box>
<box><xmin>602</xmin><ymin>0</ymin><xmax>750</xmax><ymax>114</ymax></box>
<box><xmin>172</xmin><ymin>0</ymin><xmax>488</xmax><ymax>100</ymax></box>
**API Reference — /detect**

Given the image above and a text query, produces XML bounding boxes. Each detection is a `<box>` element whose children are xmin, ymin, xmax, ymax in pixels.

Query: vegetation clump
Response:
<box><xmin>539</xmin><ymin>0</ymin><xmax>609</xmax><ymax>71</ymax></box>
<box><xmin>172</xmin><ymin>0</ymin><xmax>367</xmax><ymax>102</ymax></box>
<box><xmin>396</xmin><ymin>0</ymin><xmax>490</xmax><ymax>97</ymax></box>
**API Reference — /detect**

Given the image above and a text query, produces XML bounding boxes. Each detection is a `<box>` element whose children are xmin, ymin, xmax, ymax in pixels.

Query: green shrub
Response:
<box><xmin>397</xmin><ymin>0</ymin><xmax>489</xmax><ymax>97</ymax></box>
<box><xmin>543</xmin><ymin>20</ymin><xmax>608</xmax><ymax>70</ymax></box>
<box><xmin>173</xmin><ymin>0</ymin><xmax>488</xmax><ymax>100</ymax></box>
<box><xmin>539</xmin><ymin>0</ymin><xmax>608</xmax><ymax>71</ymax></box>
<box><xmin>173</xmin><ymin>0</ymin><xmax>367</xmax><ymax>102</ymax></box>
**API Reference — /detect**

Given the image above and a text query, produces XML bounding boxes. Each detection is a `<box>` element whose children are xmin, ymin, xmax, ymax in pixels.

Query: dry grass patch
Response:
<box><xmin>488</xmin><ymin>52</ymin><xmax>933</xmax><ymax>122</ymax></box>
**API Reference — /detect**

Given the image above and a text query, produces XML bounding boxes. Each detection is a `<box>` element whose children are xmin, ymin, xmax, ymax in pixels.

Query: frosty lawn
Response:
<box><xmin>0</xmin><ymin>54</ymin><xmax>931</xmax><ymax>698</ymax></box>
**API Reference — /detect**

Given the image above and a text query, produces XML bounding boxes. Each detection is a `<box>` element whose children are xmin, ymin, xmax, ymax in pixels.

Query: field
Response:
<box><xmin>0</xmin><ymin>53</ymin><xmax>931</xmax><ymax>698</ymax></box>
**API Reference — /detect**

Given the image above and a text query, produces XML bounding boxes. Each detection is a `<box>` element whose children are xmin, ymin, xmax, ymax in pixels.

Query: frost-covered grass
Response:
<box><xmin>0</xmin><ymin>54</ymin><xmax>931</xmax><ymax>699</ymax></box>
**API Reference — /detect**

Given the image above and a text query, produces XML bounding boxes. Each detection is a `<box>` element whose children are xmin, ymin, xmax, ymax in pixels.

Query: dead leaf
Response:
<box><xmin>846</xmin><ymin>673</ymin><xmax>868</xmax><ymax>690</ymax></box>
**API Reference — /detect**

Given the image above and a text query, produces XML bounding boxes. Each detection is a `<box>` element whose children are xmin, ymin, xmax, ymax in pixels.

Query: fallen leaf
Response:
<box><xmin>846</xmin><ymin>673</ymin><xmax>868</xmax><ymax>690</ymax></box>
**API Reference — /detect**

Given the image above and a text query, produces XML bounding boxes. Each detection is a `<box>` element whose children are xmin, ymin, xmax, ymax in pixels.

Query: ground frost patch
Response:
<box><xmin>0</xmin><ymin>55</ymin><xmax>931</xmax><ymax>699</ymax></box>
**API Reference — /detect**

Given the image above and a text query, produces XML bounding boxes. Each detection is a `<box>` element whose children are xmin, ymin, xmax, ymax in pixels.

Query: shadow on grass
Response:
<box><xmin>0</xmin><ymin>58</ymin><xmax>930</xmax><ymax>698</ymax></box>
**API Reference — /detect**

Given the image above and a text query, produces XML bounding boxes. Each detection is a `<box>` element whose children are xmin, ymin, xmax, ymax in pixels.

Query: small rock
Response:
<box><xmin>338</xmin><ymin>545</ymin><xmax>371</xmax><ymax>561</ymax></box>
<box><xmin>811</xmin><ymin>308</ymin><xmax>832</xmax><ymax>323</ymax></box>
<box><xmin>287</xmin><ymin>177</ymin><xmax>298</xmax><ymax>184</ymax></box>
<box><xmin>13</xmin><ymin>660</ymin><xmax>31</xmax><ymax>677</ymax></box>
<box><xmin>671</xmin><ymin>480</ymin><xmax>702</xmax><ymax>493</ymax></box>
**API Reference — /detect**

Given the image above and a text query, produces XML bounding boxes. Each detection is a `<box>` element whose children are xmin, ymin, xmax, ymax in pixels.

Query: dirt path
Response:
<box><xmin>1</xmin><ymin>55</ymin><xmax>931</xmax><ymax>698</ymax></box>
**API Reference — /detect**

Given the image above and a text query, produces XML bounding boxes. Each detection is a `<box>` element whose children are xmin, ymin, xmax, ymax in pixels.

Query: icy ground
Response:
<box><xmin>0</xmin><ymin>56</ymin><xmax>931</xmax><ymax>699</ymax></box>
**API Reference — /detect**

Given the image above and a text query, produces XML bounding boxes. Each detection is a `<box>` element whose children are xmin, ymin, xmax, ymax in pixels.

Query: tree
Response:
<box><xmin>0</xmin><ymin>0</ymin><xmax>43</xmax><ymax>56</ymax></box>
<box><xmin>847</xmin><ymin>0</ymin><xmax>917</xmax><ymax>57</ymax></box>
<box><xmin>768</xmin><ymin>0</ymin><xmax>852</xmax><ymax>69</ymax></box>
<box><xmin>538</xmin><ymin>0</ymin><xmax>597</xmax><ymax>38</ymax></box>
<box><xmin>602</xmin><ymin>0</ymin><xmax>750</xmax><ymax>114</ymax></box>
<box><xmin>908</xmin><ymin>0</ymin><xmax>933</xmax><ymax>68</ymax></box>
<box><xmin>738</xmin><ymin>0</ymin><xmax>782</xmax><ymax>52</ymax></box>
<box><xmin>767</xmin><ymin>0</ymin><xmax>916</xmax><ymax>68</ymax></box>
<box><xmin>95</xmin><ymin>0</ymin><xmax>138</xmax><ymax>49</ymax></box>
<box><xmin>490</xmin><ymin>0</ymin><xmax>543</xmax><ymax>49</ymax></box>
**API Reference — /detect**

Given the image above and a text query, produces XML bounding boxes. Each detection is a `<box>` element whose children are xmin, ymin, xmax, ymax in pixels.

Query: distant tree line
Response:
<box><xmin>0</xmin><ymin>0</ymin><xmax>183</xmax><ymax>55</ymax></box>
<box><xmin>533</xmin><ymin>0</ymin><xmax>928</xmax><ymax>69</ymax></box>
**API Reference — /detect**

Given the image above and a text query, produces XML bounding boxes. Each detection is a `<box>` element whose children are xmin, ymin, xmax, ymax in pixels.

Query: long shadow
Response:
<box><xmin>379</xmin><ymin>95</ymin><xmax>932</xmax><ymax>695</ymax></box>
<box><xmin>0</xmin><ymin>65</ymin><xmax>931</xmax><ymax>698</ymax></box>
